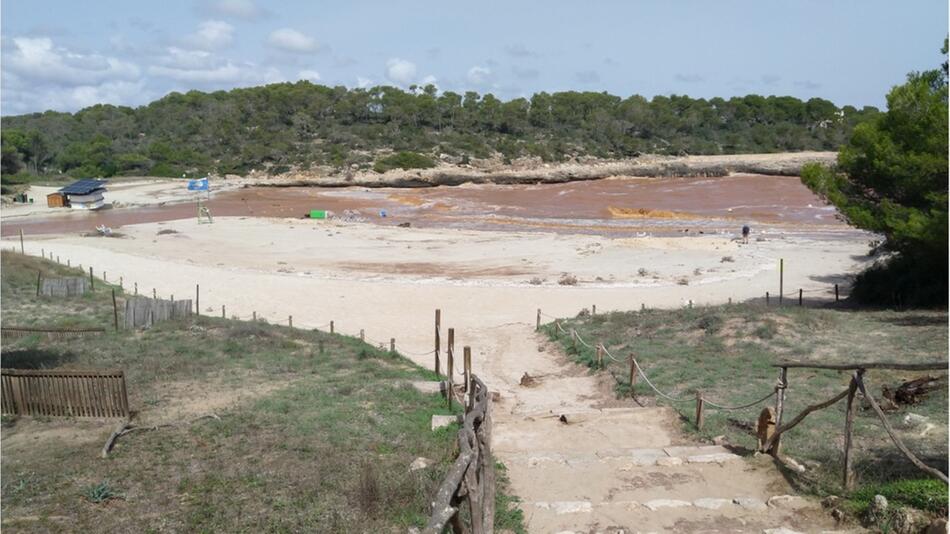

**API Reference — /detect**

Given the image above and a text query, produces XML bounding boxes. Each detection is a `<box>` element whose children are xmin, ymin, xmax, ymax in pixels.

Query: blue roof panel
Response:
<box><xmin>59</xmin><ymin>179</ymin><xmax>107</xmax><ymax>195</ymax></box>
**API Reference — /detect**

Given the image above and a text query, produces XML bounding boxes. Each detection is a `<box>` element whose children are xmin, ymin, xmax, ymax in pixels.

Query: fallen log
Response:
<box><xmin>882</xmin><ymin>375</ymin><xmax>947</xmax><ymax>406</ymax></box>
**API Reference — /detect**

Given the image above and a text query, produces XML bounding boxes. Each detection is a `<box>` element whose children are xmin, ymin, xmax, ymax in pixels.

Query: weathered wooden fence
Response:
<box><xmin>762</xmin><ymin>361</ymin><xmax>949</xmax><ymax>489</ymax></box>
<box><xmin>424</xmin><ymin>375</ymin><xmax>494</xmax><ymax>534</ymax></box>
<box><xmin>39</xmin><ymin>277</ymin><xmax>89</xmax><ymax>297</ymax></box>
<box><xmin>1</xmin><ymin>368</ymin><xmax>129</xmax><ymax>418</ymax></box>
<box><xmin>1</xmin><ymin>326</ymin><xmax>106</xmax><ymax>340</ymax></box>
<box><xmin>124</xmin><ymin>296</ymin><xmax>192</xmax><ymax>329</ymax></box>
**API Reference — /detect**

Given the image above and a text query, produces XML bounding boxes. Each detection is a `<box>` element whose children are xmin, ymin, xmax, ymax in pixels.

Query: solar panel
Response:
<box><xmin>59</xmin><ymin>179</ymin><xmax>107</xmax><ymax>195</ymax></box>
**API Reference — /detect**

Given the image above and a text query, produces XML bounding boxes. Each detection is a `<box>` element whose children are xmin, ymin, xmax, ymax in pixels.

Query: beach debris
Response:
<box><xmin>883</xmin><ymin>375</ymin><xmax>946</xmax><ymax>405</ymax></box>
<box><xmin>96</xmin><ymin>225</ymin><xmax>113</xmax><ymax>236</ymax></box>
<box><xmin>558</xmin><ymin>273</ymin><xmax>578</xmax><ymax>286</ymax></box>
<box><xmin>528</xmin><ymin>277</ymin><xmax>543</xmax><ymax>285</ymax></box>
<box><xmin>397</xmin><ymin>222</ymin><xmax>411</xmax><ymax>228</ymax></box>
<box><xmin>520</xmin><ymin>372</ymin><xmax>539</xmax><ymax>387</ymax></box>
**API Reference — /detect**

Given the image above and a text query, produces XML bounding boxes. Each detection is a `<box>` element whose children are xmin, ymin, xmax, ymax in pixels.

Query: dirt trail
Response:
<box><xmin>476</xmin><ymin>323</ymin><xmax>853</xmax><ymax>533</ymax></box>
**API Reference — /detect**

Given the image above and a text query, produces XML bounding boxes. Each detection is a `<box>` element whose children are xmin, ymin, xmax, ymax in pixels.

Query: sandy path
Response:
<box><xmin>1</xmin><ymin>217</ymin><xmax>870</xmax><ymax>532</ymax></box>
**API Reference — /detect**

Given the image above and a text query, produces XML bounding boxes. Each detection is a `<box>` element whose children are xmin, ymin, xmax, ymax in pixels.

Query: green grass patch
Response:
<box><xmin>373</xmin><ymin>151</ymin><xmax>436</xmax><ymax>173</ymax></box>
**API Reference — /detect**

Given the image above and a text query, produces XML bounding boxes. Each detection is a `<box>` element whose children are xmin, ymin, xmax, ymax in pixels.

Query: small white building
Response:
<box><xmin>58</xmin><ymin>179</ymin><xmax>107</xmax><ymax>210</ymax></box>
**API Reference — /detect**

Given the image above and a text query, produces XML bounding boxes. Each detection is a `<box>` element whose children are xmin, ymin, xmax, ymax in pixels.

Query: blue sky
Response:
<box><xmin>1</xmin><ymin>0</ymin><xmax>946</xmax><ymax>115</ymax></box>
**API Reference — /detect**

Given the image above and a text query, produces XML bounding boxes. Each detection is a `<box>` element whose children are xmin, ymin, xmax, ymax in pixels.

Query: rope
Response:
<box><xmin>632</xmin><ymin>358</ymin><xmax>692</xmax><ymax>403</ymax></box>
<box><xmin>397</xmin><ymin>346</ymin><xmax>437</xmax><ymax>357</ymax></box>
<box><xmin>702</xmin><ymin>389</ymin><xmax>777</xmax><ymax>410</ymax></box>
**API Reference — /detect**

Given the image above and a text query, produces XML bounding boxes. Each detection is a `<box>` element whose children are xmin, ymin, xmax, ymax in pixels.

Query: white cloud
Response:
<box><xmin>385</xmin><ymin>58</ymin><xmax>416</xmax><ymax>85</ymax></box>
<box><xmin>466</xmin><ymin>65</ymin><xmax>491</xmax><ymax>85</ymax></box>
<box><xmin>298</xmin><ymin>69</ymin><xmax>321</xmax><ymax>81</ymax></box>
<box><xmin>268</xmin><ymin>28</ymin><xmax>319</xmax><ymax>53</ymax></box>
<box><xmin>356</xmin><ymin>76</ymin><xmax>373</xmax><ymax>89</ymax></box>
<box><xmin>207</xmin><ymin>0</ymin><xmax>260</xmax><ymax>19</ymax></box>
<box><xmin>184</xmin><ymin>20</ymin><xmax>234</xmax><ymax>50</ymax></box>
<box><xmin>3</xmin><ymin>36</ymin><xmax>140</xmax><ymax>87</ymax></box>
<box><xmin>149</xmin><ymin>46</ymin><xmax>283</xmax><ymax>86</ymax></box>
<box><xmin>420</xmin><ymin>74</ymin><xmax>438</xmax><ymax>86</ymax></box>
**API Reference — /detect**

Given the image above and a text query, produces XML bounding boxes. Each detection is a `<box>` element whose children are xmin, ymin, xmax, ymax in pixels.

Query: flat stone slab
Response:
<box><xmin>664</xmin><ymin>445</ymin><xmax>733</xmax><ymax>457</ymax></box>
<box><xmin>693</xmin><ymin>498</ymin><xmax>733</xmax><ymax>510</ymax></box>
<box><xmin>656</xmin><ymin>456</ymin><xmax>684</xmax><ymax>467</ymax></box>
<box><xmin>767</xmin><ymin>495</ymin><xmax>808</xmax><ymax>509</ymax></box>
<box><xmin>686</xmin><ymin>452</ymin><xmax>741</xmax><ymax>464</ymax></box>
<box><xmin>534</xmin><ymin>501</ymin><xmax>592</xmax><ymax>514</ymax></box>
<box><xmin>764</xmin><ymin>528</ymin><xmax>805</xmax><ymax>534</ymax></box>
<box><xmin>734</xmin><ymin>497</ymin><xmax>768</xmax><ymax>510</ymax></box>
<box><xmin>431</xmin><ymin>414</ymin><xmax>459</xmax><ymax>431</ymax></box>
<box><xmin>643</xmin><ymin>499</ymin><xmax>692</xmax><ymax>511</ymax></box>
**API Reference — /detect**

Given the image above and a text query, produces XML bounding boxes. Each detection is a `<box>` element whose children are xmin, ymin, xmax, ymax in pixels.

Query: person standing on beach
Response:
<box><xmin>741</xmin><ymin>224</ymin><xmax>750</xmax><ymax>244</ymax></box>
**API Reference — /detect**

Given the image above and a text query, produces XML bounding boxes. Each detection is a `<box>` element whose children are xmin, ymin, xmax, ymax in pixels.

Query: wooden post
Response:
<box><xmin>41</xmin><ymin>247</ymin><xmax>44</xmax><ymax>258</ymax></box>
<box><xmin>390</xmin><ymin>338</ymin><xmax>395</xmax><ymax>353</ymax></box>
<box><xmin>536</xmin><ymin>308</ymin><xmax>540</xmax><ymax>332</ymax></box>
<box><xmin>360</xmin><ymin>329</ymin><xmax>364</xmax><ymax>342</ymax></box>
<box><xmin>195</xmin><ymin>284</ymin><xmax>200</xmax><ymax>316</ymax></box>
<box><xmin>111</xmin><ymin>289</ymin><xmax>119</xmax><ymax>331</ymax></box>
<box><xmin>435</xmin><ymin>309</ymin><xmax>442</xmax><ymax>375</ymax></box>
<box><xmin>728</xmin><ymin>297</ymin><xmax>732</xmax><ymax>305</ymax></box>
<box><xmin>688</xmin><ymin>299</ymin><xmax>693</xmax><ymax>309</ymax></box>
<box><xmin>571</xmin><ymin>329</ymin><xmax>576</xmax><ymax>352</ymax></box>
<box><xmin>463</xmin><ymin>346</ymin><xmax>471</xmax><ymax>394</ymax></box>
<box><xmin>119</xmin><ymin>276</ymin><xmax>123</xmax><ymax>290</ymax></box>
<box><xmin>19</xmin><ymin>228</ymin><xmax>24</xmax><ymax>254</ymax></box>
<box><xmin>447</xmin><ymin>327</ymin><xmax>455</xmax><ymax>410</ymax></box>
<box><xmin>134</xmin><ymin>282</ymin><xmax>138</xmax><ymax>295</ymax></box>
<box><xmin>766</xmin><ymin>291</ymin><xmax>770</xmax><ymax>306</ymax></box>
<box><xmin>553</xmin><ymin>320</ymin><xmax>559</xmax><ymax>339</ymax></box>
<box><xmin>103</xmin><ymin>271</ymin><xmax>107</xmax><ymax>282</ymax></box>
<box><xmin>35</xmin><ymin>271</ymin><xmax>41</xmax><ymax>297</ymax></box>
<box><xmin>835</xmin><ymin>283</ymin><xmax>839</xmax><ymax>303</ymax></box>
<box><xmin>252</xmin><ymin>311</ymin><xmax>257</xmax><ymax>321</ymax></box>
<box><xmin>695</xmin><ymin>390</ymin><xmax>705</xmax><ymax>430</ymax></box>
<box><xmin>843</xmin><ymin>370</ymin><xmax>861</xmax><ymax>490</ymax></box>
<box><xmin>153</xmin><ymin>288</ymin><xmax>157</xmax><ymax>299</ymax></box>
<box><xmin>330</xmin><ymin>320</ymin><xmax>334</xmax><ymax>334</ymax></box>
<box><xmin>641</xmin><ymin>303</ymin><xmax>645</xmax><ymax>311</ymax></box>
<box><xmin>592</xmin><ymin>304</ymin><xmax>596</xmax><ymax>316</ymax></box>
<box><xmin>596</xmin><ymin>345</ymin><xmax>603</xmax><ymax>367</ymax></box>
<box><xmin>57</xmin><ymin>256</ymin><xmax>60</xmax><ymax>264</ymax></box>
<box><xmin>171</xmin><ymin>294</ymin><xmax>174</xmax><ymax>303</ymax></box>
<box><xmin>770</xmin><ymin>367</ymin><xmax>788</xmax><ymax>456</ymax></box>
<box><xmin>221</xmin><ymin>305</ymin><xmax>225</xmax><ymax>318</ymax></box>
<box><xmin>799</xmin><ymin>288</ymin><xmax>803</xmax><ymax>306</ymax></box>
<box><xmin>89</xmin><ymin>267</ymin><xmax>94</xmax><ymax>291</ymax></box>
<box><xmin>289</xmin><ymin>316</ymin><xmax>293</xmax><ymax>328</ymax></box>
<box><xmin>779</xmin><ymin>258</ymin><xmax>784</xmax><ymax>305</ymax></box>
<box><xmin>629</xmin><ymin>355</ymin><xmax>638</xmax><ymax>398</ymax></box>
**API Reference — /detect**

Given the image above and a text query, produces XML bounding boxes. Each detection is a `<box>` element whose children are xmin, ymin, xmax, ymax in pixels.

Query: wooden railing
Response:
<box><xmin>1</xmin><ymin>368</ymin><xmax>129</xmax><ymax>418</ymax></box>
<box><xmin>762</xmin><ymin>361</ymin><xmax>948</xmax><ymax>489</ymax></box>
<box><xmin>424</xmin><ymin>374</ymin><xmax>494</xmax><ymax>534</ymax></box>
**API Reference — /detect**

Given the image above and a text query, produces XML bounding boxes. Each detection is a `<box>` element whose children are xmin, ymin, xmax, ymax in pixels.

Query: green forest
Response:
<box><xmin>0</xmin><ymin>83</ymin><xmax>878</xmax><ymax>180</ymax></box>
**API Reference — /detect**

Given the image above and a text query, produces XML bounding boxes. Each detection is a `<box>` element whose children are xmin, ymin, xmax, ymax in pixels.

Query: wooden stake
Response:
<box><xmin>19</xmin><ymin>228</ymin><xmax>24</xmax><ymax>254</ymax></box>
<box><xmin>112</xmin><ymin>289</ymin><xmax>119</xmax><ymax>331</ymax></box>
<box><xmin>390</xmin><ymin>338</ymin><xmax>395</xmax><ymax>353</ymax></box>
<box><xmin>195</xmin><ymin>284</ymin><xmax>200</xmax><ymax>316</ymax></box>
<box><xmin>553</xmin><ymin>320</ymin><xmax>559</xmax><ymax>339</ymax></box>
<box><xmin>221</xmin><ymin>305</ymin><xmax>225</xmax><ymax>318</ymax></box>
<box><xmin>766</xmin><ymin>291</ymin><xmax>770</xmax><ymax>306</ymax></box>
<box><xmin>153</xmin><ymin>288</ymin><xmax>157</xmax><ymax>299</ymax></box>
<box><xmin>330</xmin><ymin>320</ymin><xmax>334</xmax><ymax>334</ymax></box>
<box><xmin>629</xmin><ymin>355</ymin><xmax>637</xmax><ymax>398</ymax></box>
<box><xmin>435</xmin><ymin>309</ymin><xmax>442</xmax><ymax>375</ymax></box>
<box><xmin>695</xmin><ymin>390</ymin><xmax>705</xmax><ymax>430</ymax></box>
<box><xmin>799</xmin><ymin>288</ymin><xmax>803</xmax><ymax>307</ymax></box>
<box><xmin>835</xmin><ymin>283</ymin><xmax>839</xmax><ymax>302</ymax></box>
<box><xmin>571</xmin><ymin>329</ymin><xmax>576</xmax><ymax>352</ymax></box>
<box><xmin>119</xmin><ymin>276</ymin><xmax>123</xmax><ymax>289</ymax></box>
<box><xmin>289</xmin><ymin>315</ymin><xmax>293</xmax><ymax>328</ymax></box>
<box><xmin>360</xmin><ymin>329</ymin><xmax>364</xmax><ymax>341</ymax></box>
<box><xmin>89</xmin><ymin>267</ymin><xmax>94</xmax><ymax>291</ymax></box>
<box><xmin>728</xmin><ymin>297</ymin><xmax>732</xmax><ymax>305</ymax></box>
<box><xmin>134</xmin><ymin>282</ymin><xmax>138</xmax><ymax>295</ymax></box>
<box><xmin>536</xmin><ymin>308</ymin><xmax>540</xmax><ymax>332</ymax></box>
<box><xmin>447</xmin><ymin>327</ymin><xmax>455</xmax><ymax>409</ymax></box>
<box><xmin>688</xmin><ymin>299</ymin><xmax>693</xmax><ymax>309</ymax></box>
<box><xmin>843</xmin><ymin>372</ymin><xmax>860</xmax><ymax>490</ymax></box>
<box><xmin>103</xmin><ymin>271</ymin><xmax>107</xmax><ymax>282</ymax></box>
<box><xmin>770</xmin><ymin>367</ymin><xmax>788</xmax><ymax>456</ymax></box>
<box><xmin>252</xmin><ymin>311</ymin><xmax>257</xmax><ymax>321</ymax></box>
<box><xmin>57</xmin><ymin>256</ymin><xmax>60</xmax><ymax>264</ymax></box>
<box><xmin>36</xmin><ymin>270</ymin><xmax>41</xmax><ymax>297</ymax></box>
<box><xmin>641</xmin><ymin>303</ymin><xmax>645</xmax><ymax>311</ymax></box>
<box><xmin>463</xmin><ymin>346</ymin><xmax>471</xmax><ymax>394</ymax></box>
<box><xmin>596</xmin><ymin>345</ymin><xmax>603</xmax><ymax>367</ymax></box>
<box><xmin>779</xmin><ymin>258</ymin><xmax>784</xmax><ymax>305</ymax></box>
<box><xmin>592</xmin><ymin>304</ymin><xmax>596</xmax><ymax>316</ymax></box>
<box><xmin>41</xmin><ymin>247</ymin><xmax>44</xmax><ymax>258</ymax></box>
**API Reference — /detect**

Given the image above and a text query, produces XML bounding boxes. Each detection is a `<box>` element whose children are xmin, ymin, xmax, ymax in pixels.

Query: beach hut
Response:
<box><xmin>46</xmin><ymin>192</ymin><xmax>67</xmax><ymax>208</ymax></box>
<box><xmin>58</xmin><ymin>179</ymin><xmax>108</xmax><ymax>210</ymax></box>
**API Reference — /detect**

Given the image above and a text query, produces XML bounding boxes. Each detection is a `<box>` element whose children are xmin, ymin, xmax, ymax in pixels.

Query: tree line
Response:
<box><xmin>1</xmin><ymin>83</ymin><xmax>878</xmax><ymax>180</ymax></box>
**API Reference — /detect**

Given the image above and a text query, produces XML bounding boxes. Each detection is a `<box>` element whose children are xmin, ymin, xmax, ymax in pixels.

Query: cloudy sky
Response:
<box><xmin>1</xmin><ymin>0</ymin><xmax>946</xmax><ymax>115</ymax></box>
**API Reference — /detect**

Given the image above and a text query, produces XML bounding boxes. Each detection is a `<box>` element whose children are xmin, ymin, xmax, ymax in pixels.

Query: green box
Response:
<box><xmin>309</xmin><ymin>210</ymin><xmax>327</xmax><ymax>219</ymax></box>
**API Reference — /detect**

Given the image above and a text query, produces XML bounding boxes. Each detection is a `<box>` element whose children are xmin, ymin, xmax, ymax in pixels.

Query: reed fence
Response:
<box><xmin>2</xmin><ymin>326</ymin><xmax>106</xmax><ymax>340</ymax></box>
<box><xmin>1</xmin><ymin>368</ymin><xmax>129</xmax><ymax>418</ymax></box>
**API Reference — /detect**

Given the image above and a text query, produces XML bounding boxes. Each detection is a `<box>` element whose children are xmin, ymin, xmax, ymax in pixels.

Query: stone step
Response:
<box><xmin>499</xmin><ymin>445</ymin><xmax>742</xmax><ymax>467</ymax></box>
<box><xmin>493</xmin><ymin>408</ymin><xmax>677</xmax><ymax>453</ymax></box>
<box><xmin>517</xmin><ymin>496</ymin><xmax>841</xmax><ymax>534</ymax></box>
